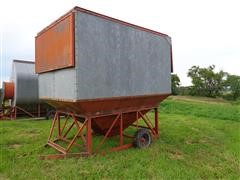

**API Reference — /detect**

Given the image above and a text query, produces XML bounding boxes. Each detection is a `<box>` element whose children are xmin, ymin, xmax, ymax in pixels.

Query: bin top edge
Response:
<box><xmin>36</xmin><ymin>6</ymin><xmax>170</xmax><ymax>38</ymax></box>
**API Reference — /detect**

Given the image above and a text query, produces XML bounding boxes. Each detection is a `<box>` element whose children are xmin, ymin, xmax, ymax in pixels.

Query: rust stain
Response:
<box><xmin>43</xmin><ymin>94</ymin><xmax>170</xmax><ymax>116</ymax></box>
<box><xmin>43</xmin><ymin>94</ymin><xmax>170</xmax><ymax>136</ymax></box>
<box><xmin>3</xmin><ymin>82</ymin><xmax>14</xmax><ymax>100</ymax></box>
<box><xmin>35</xmin><ymin>6</ymin><xmax>172</xmax><ymax>73</ymax></box>
<box><xmin>35</xmin><ymin>13</ymin><xmax>75</xmax><ymax>73</ymax></box>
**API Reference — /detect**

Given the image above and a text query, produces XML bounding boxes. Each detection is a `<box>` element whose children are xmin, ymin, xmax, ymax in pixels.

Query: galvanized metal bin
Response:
<box><xmin>11</xmin><ymin>60</ymin><xmax>39</xmax><ymax>106</ymax></box>
<box><xmin>36</xmin><ymin>7</ymin><xmax>172</xmax><ymax>112</ymax></box>
<box><xmin>36</xmin><ymin>7</ymin><xmax>173</xmax><ymax>157</ymax></box>
<box><xmin>1</xmin><ymin>60</ymin><xmax>52</xmax><ymax>119</ymax></box>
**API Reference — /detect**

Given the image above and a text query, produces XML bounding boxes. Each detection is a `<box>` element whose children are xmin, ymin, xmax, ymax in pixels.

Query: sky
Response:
<box><xmin>0</xmin><ymin>0</ymin><xmax>239</xmax><ymax>87</ymax></box>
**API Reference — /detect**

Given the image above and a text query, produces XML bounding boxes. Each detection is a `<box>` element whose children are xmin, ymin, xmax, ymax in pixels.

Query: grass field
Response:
<box><xmin>0</xmin><ymin>96</ymin><xmax>239</xmax><ymax>179</ymax></box>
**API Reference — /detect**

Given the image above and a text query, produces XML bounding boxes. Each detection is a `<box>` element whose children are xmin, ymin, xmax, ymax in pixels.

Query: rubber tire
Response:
<box><xmin>133</xmin><ymin>128</ymin><xmax>152</xmax><ymax>148</ymax></box>
<box><xmin>46</xmin><ymin>110</ymin><xmax>55</xmax><ymax>120</ymax></box>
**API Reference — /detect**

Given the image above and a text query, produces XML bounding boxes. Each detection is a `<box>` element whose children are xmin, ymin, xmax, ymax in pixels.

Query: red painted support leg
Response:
<box><xmin>86</xmin><ymin>117</ymin><xmax>92</xmax><ymax>155</ymax></box>
<box><xmin>119</xmin><ymin>114</ymin><xmax>123</xmax><ymax>146</ymax></box>
<box><xmin>48</xmin><ymin>112</ymin><xmax>58</xmax><ymax>141</ymax></box>
<box><xmin>154</xmin><ymin>108</ymin><xmax>159</xmax><ymax>136</ymax></box>
<box><xmin>41</xmin><ymin>108</ymin><xmax>159</xmax><ymax>159</ymax></box>
<box><xmin>57</xmin><ymin>113</ymin><xmax>61</xmax><ymax>138</ymax></box>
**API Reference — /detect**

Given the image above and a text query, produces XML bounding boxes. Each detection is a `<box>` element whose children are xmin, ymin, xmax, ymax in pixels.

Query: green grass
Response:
<box><xmin>162</xmin><ymin>96</ymin><xmax>240</xmax><ymax>122</ymax></box>
<box><xmin>0</xmin><ymin>96</ymin><xmax>239</xmax><ymax>179</ymax></box>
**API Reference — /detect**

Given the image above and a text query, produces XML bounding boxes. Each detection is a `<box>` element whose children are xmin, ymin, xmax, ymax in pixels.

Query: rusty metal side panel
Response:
<box><xmin>3</xmin><ymin>82</ymin><xmax>14</xmax><ymax>100</ymax></box>
<box><xmin>43</xmin><ymin>94</ymin><xmax>170</xmax><ymax>116</ymax></box>
<box><xmin>43</xmin><ymin>94</ymin><xmax>170</xmax><ymax>136</ymax></box>
<box><xmin>35</xmin><ymin>13</ymin><xmax>75</xmax><ymax>73</ymax></box>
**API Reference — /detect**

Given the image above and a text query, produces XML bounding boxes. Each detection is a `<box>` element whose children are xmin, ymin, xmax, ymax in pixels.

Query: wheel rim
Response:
<box><xmin>140</xmin><ymin>134</ymin><xmax>150</xmax><ymax>147</ymax></box>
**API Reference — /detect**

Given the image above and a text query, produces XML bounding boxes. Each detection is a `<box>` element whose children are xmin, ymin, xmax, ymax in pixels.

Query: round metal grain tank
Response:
<box><xmin>11</xmin><ymin>60</ymin><xmax>39</xmax><ymax>106</ymax></box>
<box><xmin>36</xmin><ymin>7</ymin><xmax>173</xmax><ymax>135</ymax></box>
<box><xmin>1</xmin><ymin>60</ymin><xmax>53</xmax><ymax>118</ymax></box>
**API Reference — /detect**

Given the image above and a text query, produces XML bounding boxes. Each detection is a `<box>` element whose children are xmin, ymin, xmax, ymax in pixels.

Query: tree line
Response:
<box><xmin>171</xmin><ymin>65</ymin><xmax>240</xmax><ymax>101</ymax></box>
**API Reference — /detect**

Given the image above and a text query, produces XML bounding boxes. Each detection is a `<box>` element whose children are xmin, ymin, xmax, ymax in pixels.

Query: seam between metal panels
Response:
<box><xmin>13</xmin><ymin>59</ymin><xmax>34</xmax><ymax>64</ymax></box>
<box><xmin>74</xmin><ymin>12</ymin><xmax>78</xmax><ymax>100</ymax></box>
<box><xmin>40</xmin><ymin>93</ymin><xmax>171</xmax><ymax>103</ymax></box>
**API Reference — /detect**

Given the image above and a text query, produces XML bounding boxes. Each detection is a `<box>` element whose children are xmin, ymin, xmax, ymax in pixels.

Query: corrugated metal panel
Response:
<box><xmin>73</xmin><ymin>6</ymin><xmax>168</xmax><ymax>37</ymax></box>
<box><xmin>38</xmin><ymin>10</ymin><xmax>172</xmax><ymax>101</ymax></box>
<box><xmin>35</xmin><ymin>13</ymin><xmax>75</xmax><ymax>73</ymax></box>
<box><xmin>75</xmin><ymin>11</ymin><xmax>171</xmax><ymax>100</ymax></box>
<box><xmin>11</xmin><ymin>60</ymin><xmax>39</xmax><ymax>106</ymax></box>
<box><xmin>38</xmin><ymin>7</ymin><xmax>172</xmax><ymax>106</ymax></box>
<box><xmin>39</xmin><ymin>68</ymin><xmax>77</xmax><ymax>100</ymax></box>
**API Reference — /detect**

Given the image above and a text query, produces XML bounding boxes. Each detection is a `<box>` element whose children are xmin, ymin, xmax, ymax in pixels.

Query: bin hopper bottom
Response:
<box><xmin>43</xmin><ymin>94</ymin><xmax>169</xmax><ymax>136</ymax></box>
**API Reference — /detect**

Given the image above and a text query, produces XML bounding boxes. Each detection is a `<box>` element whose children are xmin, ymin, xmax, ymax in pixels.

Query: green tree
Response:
<box><xmin>171</xmin><ymin>74</ymin><xmax>180</xmax><ymax>95</ymax></box>
<box><xmin>187</xmin><ymin>65</ymin><xmax>226</xmax><ymax>97</ymax></box>
<box><xmin>224</xmin><ymin>74</ymin><xmax>240</xmax><ymax>100</ymax></box>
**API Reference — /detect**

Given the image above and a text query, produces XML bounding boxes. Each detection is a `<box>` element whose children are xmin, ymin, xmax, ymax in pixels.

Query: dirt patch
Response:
<box><xmin>9</xmin><ymin>144</ymin><xmax>22</xmax><ymax>149</ymax></box>
<box><xmin>0</xmin><ymin>173</ymin><xmax>10</xmax><ymax>180</ymax></box>
<box><xmin>199</xmin><ymin>138</ymin><xmax>221</xmax><ymax>146</ymax></box>
<box><xmin>167</xmin><ymin>149</ymin><xmax>184</xmax><ymax>160</ymax></box>
<box><xmin>186</xmin><ymin>137</ymin><xmax>221</xmax><ymax>146</ymax></box>
<box><xmin>191</xmin><ymin>127</ymin><xmax>200</xmax><ymax>132</ymax></box>
<box><xmin>185</xmin><ymin>139</ymin><xmax>199</xmax><ymax>144</ymax></box>
<box><xmin>19</xmin><ymin>129</ymin><xmax>40</xmax><ymax>138</ymax></box>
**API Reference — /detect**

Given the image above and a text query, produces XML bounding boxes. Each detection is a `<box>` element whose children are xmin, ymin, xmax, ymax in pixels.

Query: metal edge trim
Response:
<box><xmin>36</xmin><ymin>6</ymin><xmax>170</xmax><ymax>38</ymax></box>
<box><xmin>40</xmin><ymin>93</ymin><xmax>171</xmax><ymax>103</ymax></box>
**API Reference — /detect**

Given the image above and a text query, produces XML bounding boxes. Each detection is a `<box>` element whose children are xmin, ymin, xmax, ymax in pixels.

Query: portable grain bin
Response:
<box><xmin>36</xmin><ymin>6</ymin><xmax>173</xmax><ymax>159</ymax></box>
<box><xmin>0</xmin><ymin>60</ymin><xmax>52</xmax><ymax>119</ymax></box>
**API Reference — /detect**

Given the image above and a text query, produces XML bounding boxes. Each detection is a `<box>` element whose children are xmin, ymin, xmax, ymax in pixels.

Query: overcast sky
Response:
<box><xmin>0</xmin><ymin>0</ymin><xmax>239</xmax><ymax>87</ymax></box>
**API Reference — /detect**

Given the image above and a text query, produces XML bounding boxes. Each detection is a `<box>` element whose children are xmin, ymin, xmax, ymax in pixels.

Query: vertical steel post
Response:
<box><xmin>86</xmin><ymin>117</ymin><xmax>92</xmax><ymax>155</ymax></box>
<box><xmin>14</xmin><ymin>106</ymin><xmax>17</xmax><ymax>119</ymax></box>
<box><xmin>48</xmin><ymin>112</ymin><xmax>58</xmax><ymax>141</ymax></box>
<box><xmin>57</xmin><ymin>113</ymin><xmax>61</xmax><ymax>138</ymax></box>
<box><xmin>154</xmin><ymin>108</ymin><xmax>159</xmax><ymax>136</ymax></box>
<box><xmin>136</xmin><ymin>111</ymin><xmax>139</xmax><ymax>129</ymax></box>
<box><xmin>38</xmin><ymin>103</ymin><xmax>41</xmax><ymax>117</ymax></box>
<box><xmin>119</xmin><ymin>114</ymin><xmax>123</xmax><ymax>146</ymax></box>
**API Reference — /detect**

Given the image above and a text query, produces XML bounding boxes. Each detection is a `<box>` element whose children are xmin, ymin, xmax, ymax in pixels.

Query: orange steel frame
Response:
<box><xmin>40</xmin><ymin>107</ymin><xmax>159</xmax><ymax>159</ymax></box>
<box><xmin>0</xmin><ymin>103</ymin><xmax>42</xmax><ymax>120</ymax></box>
